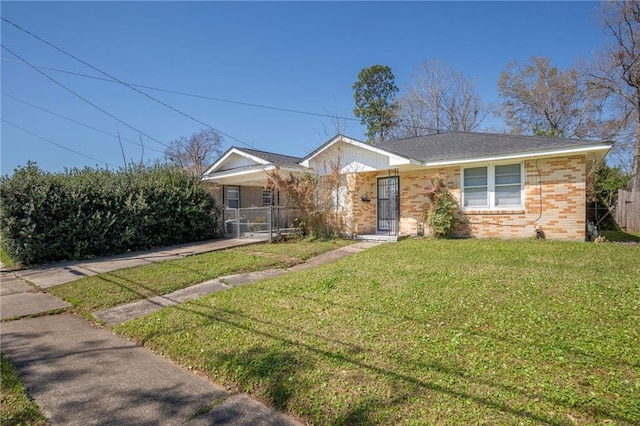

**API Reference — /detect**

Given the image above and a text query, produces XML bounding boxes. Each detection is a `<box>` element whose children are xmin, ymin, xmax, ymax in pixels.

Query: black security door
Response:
<box><xmin>377</xmin><ymin>176</ymin><xmax>399</xmax><ymax>234</ymax></box>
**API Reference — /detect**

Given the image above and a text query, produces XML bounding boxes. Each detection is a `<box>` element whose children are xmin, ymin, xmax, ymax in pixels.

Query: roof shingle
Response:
<box><xmin>379</xmin><ymin>131</ymin><xmax>611</xmax><ymax>162</ymax></box>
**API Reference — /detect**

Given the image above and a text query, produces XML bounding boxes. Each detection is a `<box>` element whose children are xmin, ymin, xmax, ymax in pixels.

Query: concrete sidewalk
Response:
<box><xmin>93</xmin><ymin>243</ymin><xmax>377</xmax><ymax>326</ymax></box>
<box><xmin>0</xmin><ymin>238</ymin><xmax>382</xmax><ymax>425</ymax></box>
<box><xmin>1</xmin><ymin>314</ymin><xmax>300</xmax><ymax>425</ymax></box>
<box><xmin>14</xmin><ymin>237</ymin><xmax>268</xmax><ymax>289</ymax></box>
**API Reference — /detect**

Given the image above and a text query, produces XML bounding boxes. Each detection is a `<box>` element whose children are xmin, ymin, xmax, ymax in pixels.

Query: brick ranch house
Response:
<box><xmin>202</xmin><ymin>132</ymin><xmax>612</xmax><ymax>241</ymax></box>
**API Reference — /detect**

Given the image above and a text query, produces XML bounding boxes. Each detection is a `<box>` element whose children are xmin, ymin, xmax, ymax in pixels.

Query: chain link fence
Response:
<box><xmin>222</xmin><ymin>206</ymin><xmax>301</xmax><ymax>241</ymax></box>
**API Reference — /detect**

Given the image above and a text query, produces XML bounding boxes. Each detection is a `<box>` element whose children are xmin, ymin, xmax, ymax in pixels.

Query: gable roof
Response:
<box><xmin>301</xmin><ymin>132</ymin><xmax>612</xmax><ymax>170</ymax></box>
<box><xmin>202</xmin><ymin>146</ymin><xmax>302</xmax><ymax>176</ymax></box>
<box><xmin>236</xmin><ymin>147</ymin><xmax>301</xmax><ymax>166</ymax></box>
<box><xmin>298</xmin><ymin>134</ymin><xmax>415</xmax><ymax>168</ymax></box>
<box><xmin>379</xmin><ymin>131</ymin><xmax>613</xmax><ymax>165</ymax></box>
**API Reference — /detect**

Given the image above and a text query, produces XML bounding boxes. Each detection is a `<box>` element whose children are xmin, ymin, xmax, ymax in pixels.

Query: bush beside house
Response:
<box><xmin>0</xmin><ymin>162</ymin><xmax>218</xmax><ymax>265</ymax></box>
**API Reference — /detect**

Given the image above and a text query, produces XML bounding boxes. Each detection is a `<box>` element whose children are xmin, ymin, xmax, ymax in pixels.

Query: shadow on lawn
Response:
<box><xmin>80</xmin><ymin>255</ymin><xmax>635</xmax><ymax>423</ymax></box>
<box><xmin>214</xmin><ymin>346</ymin><xmax>311</xmax><ymax>410</ymax></box>
<box><xmin>129</xmin><ymin>298</ymin><xmax>631</xmax><ymax>425</ymax></box>
<box><xmin>262</xmin><ymin>285</ymin><xmax>640</xmax><ymax>372</ymax></box>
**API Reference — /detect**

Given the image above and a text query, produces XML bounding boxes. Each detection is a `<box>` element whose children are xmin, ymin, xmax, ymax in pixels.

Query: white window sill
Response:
<box><xmin>463</xmin><ymin>209</ymin><xmax>525</xmax><ymax>215</ymax></box>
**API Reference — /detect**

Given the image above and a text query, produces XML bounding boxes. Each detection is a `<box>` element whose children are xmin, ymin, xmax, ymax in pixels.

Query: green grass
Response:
<box><xmin>49</xmin><ymin>239</ymin><xmax>354</xmax><ymax>318</ymax></box>
<box><xmin>0</xmin><ymin>247</ymin><xmax>18</xmax><ymax>269</ymax></box>
<box><xmin>0</xmin><ymin>354</ymin><xmax>47</xmax><ymax>426</ymax></box>
<box><xmin>601</xmin><ymin>230</ymin><xmax>640</xmax><ymax>242</ymax></box>
<box><xmin>115</xmin><ymin>239</ymin><xmax>640</xmax><ymax>425</ymax></box>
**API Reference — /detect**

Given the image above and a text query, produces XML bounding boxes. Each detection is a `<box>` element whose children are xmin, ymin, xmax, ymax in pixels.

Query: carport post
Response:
<box><xmin>268</xmin><ymin>205</ymin><xmax>273</xmax><ymax>243</ymax></box>
<box><xmin>236</xmin><ymin>208</ymin><xmax>240</xmax><ymax>239</ymax></box>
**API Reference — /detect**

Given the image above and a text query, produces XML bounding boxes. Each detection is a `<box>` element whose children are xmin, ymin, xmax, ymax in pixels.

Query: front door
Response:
<box><xmin>377</xmin><ymin>176</ymin><xmax>399</xmax><ymax>234</ymax></box>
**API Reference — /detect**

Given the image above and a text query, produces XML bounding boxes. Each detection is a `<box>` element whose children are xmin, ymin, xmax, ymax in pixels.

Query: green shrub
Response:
<box><xmin>0</xmin><ymin>162</ymin><xmax>218</xmax><ymax>265</ymax></box>
<box><xmin>424</xmin><ymin>176</ymin><xmax>458</xmax><ymax>238</ymax></box>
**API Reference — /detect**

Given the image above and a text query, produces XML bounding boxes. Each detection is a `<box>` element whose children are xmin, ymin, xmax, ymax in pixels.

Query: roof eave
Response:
<box><xmin>202</xmin><ymin>147</ymin><xmax>270</xmax><ymax>176</ymax></box>
<box><xmin>200</xmin><ymin>164</ymin><xmax>306</xmax><ymax>184</ymax></box>
<box><xmin>420</xmin><ymin>144</ymin><xmax>613</xmax><ymax>167</ymax></box>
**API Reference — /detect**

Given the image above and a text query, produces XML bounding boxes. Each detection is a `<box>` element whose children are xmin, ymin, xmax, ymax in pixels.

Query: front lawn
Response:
<box><xmin>115</xmin><ymin>239</ymin><xmax>640</xmax><ymax>425</ymax></box>
<box><xmin>49</xmin><ymin>239</ymin><xmax>353</xmax><ymax>318</ymax></box>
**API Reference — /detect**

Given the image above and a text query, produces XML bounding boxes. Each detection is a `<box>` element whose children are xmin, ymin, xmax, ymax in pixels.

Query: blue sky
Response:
<box><xmin>1</xmin><ymin>1</ymin><xmax>605</xmax><ymax>173</ymax></box>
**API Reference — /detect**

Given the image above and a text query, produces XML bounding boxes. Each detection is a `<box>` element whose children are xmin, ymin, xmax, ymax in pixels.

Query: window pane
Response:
<box><xmin>464</xmin><ymin>167</ymin><xmax>487</xmax><ymax>187</ymax></box>
<box><xmin>464</xmin><ymin>187</ymin><xmax>488</xmax><ymax>207</ymax></box>
<box><xmin>495</xmin><ymin>185</ymin><xmax>521</xmax><ymax>206</ymax></box>
<box><xmin>227</xmin><ymin>187</ymin><xmax>239</xmax><ymax>209</ymax></box>
<box><xmin>262</xmin><ymin>189</ymin><xmax>272</xmax><ymax>205</ymax></box>
<box><xmin>495</xmin><ymin>164</ymin><xmax>521</xmax><ymax>185</ymax></box>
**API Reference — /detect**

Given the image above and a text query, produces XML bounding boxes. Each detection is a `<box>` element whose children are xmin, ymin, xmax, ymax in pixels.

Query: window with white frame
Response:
<box><xmin>262</xmin><ymin>189</ymin><xmax>272</xmax><ymax>205</ymax></box>
<box><xmin>226</xmin><ymin>186</ymin><xmax>239</xmax><ymax>209</ymax></box>
<box><xmin>462</xmin><ymin>163</ymin><xmax>523</xmax><ymax>210</ymax></box>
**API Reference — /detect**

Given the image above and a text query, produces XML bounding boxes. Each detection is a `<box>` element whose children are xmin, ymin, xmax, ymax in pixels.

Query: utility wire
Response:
<box><xmin>0</xmin><ymin>43</ymin><xmax>170</xmax><ymax>150</ymax></box>
<box><xmin>2</xmin><ymin>118</ymin><xmax>119</xmax><ymax>168</ymax></box>
<box><xmin>1</xmin><ymin>55</ymin><xmax>361</xmax><ymax>123</ymax></box>
<box><xmin>2</xmin><ymin>92</ymin><xmax>165</xmax><ymax>155</ymax></box>
<box><xmin>0</xmin><ymin>53</ymin><xmax>443</xmax><ymax>133</ymax></box>
<box><xmin>1</xmin><ymin>54</ymin><xmax>444</xmax><ymax>135</ymax></box>
<box><xmin>2</xmin><ymin>17</ymin><xmax>255</xmax><ymax>149</ymax></box>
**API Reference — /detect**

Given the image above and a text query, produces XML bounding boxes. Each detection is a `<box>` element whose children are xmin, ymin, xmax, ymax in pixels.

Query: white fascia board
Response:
<box><xmin>200</xmin><ymin>164</ymin><xmax>307</xmax><ymax>183</ymax></box>
<box><xmin>201</xmin><ymin>164</ymin><xmax>276</xmax><ymax>181</ymax></box>
<box><xmin>421</xmin><ymin>144</ymin><xmax>612</xmax><ymax>167</ymax></box>
<box><xmin>202</xmin><ymin>147</ymin><xmax>269</xmax><ymax>176</ymax></box>
<box><xmin>299</xmin><ymin>135</ymin><xmax>413</xmax><ymax>167</ymax></box>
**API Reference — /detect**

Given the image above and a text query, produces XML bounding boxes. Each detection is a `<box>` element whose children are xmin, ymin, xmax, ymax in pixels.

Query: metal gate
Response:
<box><xmin>377</xmin><ymin>175</ymin><xmax>399</xmax><ymax>235</ymax></box>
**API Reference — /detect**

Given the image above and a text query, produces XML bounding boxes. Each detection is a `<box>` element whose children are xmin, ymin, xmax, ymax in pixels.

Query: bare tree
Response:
<box><xmin>316</xmin><ymin>107</ymin><xmax>351</xmax><ymax>142</ymax></box>
<box><xmin>587</xmin><ymin>0</ymin><xmax>640</xmax><ymax>190</ymax></box>
<box><xmin>394</xmin><ymin>60</ymin><xmax>489</xmax><ymax>138</ymax></box>
<box><xmin>497</xmin><ymin>56</ymin><xmax>619</xmax><ymax>140</ymax></box>
<box><xmin>164</xmin><ymin>128</ymin><xmax>224</xmax><ymax>177</ymax></box>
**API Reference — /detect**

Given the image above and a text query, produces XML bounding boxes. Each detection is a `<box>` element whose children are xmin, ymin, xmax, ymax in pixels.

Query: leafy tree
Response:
<box><xmin>497</xmin><ymin>56</ymin><xmax>618</xmax><ymax>140</ymax></box>
<box><xmin>395</xmin><ymin>60</ymin><xmax>489</xmax><ymax>138</ymax></box>
<box><xmin>587</xmin><ymin>0</ymin><xmax>640</xmax><ymax>191</ymax></box>
<box><xmin>595</xmin><ymin>164</ymin><xmax>632</xmax><ymax>207</ymax></box>
<box><xmin>353</xmin><ymin>65</ymin><xmax>399</xmax><ymax>144</ymax></box>
<box><xmin>164</xmin><ymin>128</ymin><xmax>224</xmax><ymax>177</ymax></box>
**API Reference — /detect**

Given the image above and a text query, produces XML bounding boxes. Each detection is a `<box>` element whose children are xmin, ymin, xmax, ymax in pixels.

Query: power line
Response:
<box><xmin>1</xmin><ymin>55</ymin><xmax>361</xmax><ymax>123</ymax></box>
<box><xmin>2</xmin><ymin>118</ymin><xmax>120</xmax><ymax>168</ymax></box>
<box><xmin>1</xmin><ymin>56</ymin><xmax>444</xmax><ymax>135</ymax></box>
<box><xmin>0</xmin><ymin>43</ymin><xmax>170</xmax><ymax>150</ymax></box>
<box><xmin>2</xmin><ymin>17</ymin><xmax>255</xmax><ymax>149</ymax></box>
<box><xmin>2</xmin><ymin>92</ymin><xmax>165</xmax><ymax>155</ymax></box>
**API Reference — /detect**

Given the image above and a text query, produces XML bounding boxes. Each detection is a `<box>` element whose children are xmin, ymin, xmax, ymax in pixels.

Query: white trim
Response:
<box><xmin>203</xmin><ymin>147</ymin><xmax>270</xmax><ymax>176</ymax></box>
<box><xmin>299</xmin><ymin>134</ymin><xmax>414</xmax><ymax>168</ymax></box>
<box><xmin>423</xmin><ymin>145</ymin><xmax>611</xmax><ymax>168</ymax></box>
<box><xmin>201</xmin><ymin>164</ymin><xmax>305</xmax><ymax>182</ymax></box>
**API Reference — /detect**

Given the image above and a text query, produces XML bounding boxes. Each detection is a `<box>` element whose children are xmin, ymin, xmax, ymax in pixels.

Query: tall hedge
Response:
<box><xmin>0</xmin><ymin>162</ymin><xmax>218</xmax><ymax>265</ymax></box>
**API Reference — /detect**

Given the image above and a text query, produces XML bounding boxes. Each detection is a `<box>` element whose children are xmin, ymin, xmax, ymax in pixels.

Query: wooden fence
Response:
<box><xmin>616</xmin><ymin>189</ymin><xmax>640</xmax><ymax>232</ymax></box>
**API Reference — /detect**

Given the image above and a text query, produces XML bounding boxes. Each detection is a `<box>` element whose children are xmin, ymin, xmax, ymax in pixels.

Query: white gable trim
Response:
<box><xmin>203</xmin><ymin>147</ymin><xmax>270</xmax><ymax>176</ymax></box>
<box><xmin>201</xmin><ymin>164</ymin><xmax>306</xmax><ymax>184</ymax></box>
<box><xmin>299</xmin><ymin>135</ymin><xmax>414</xmax><ymax>168</ymax></box>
